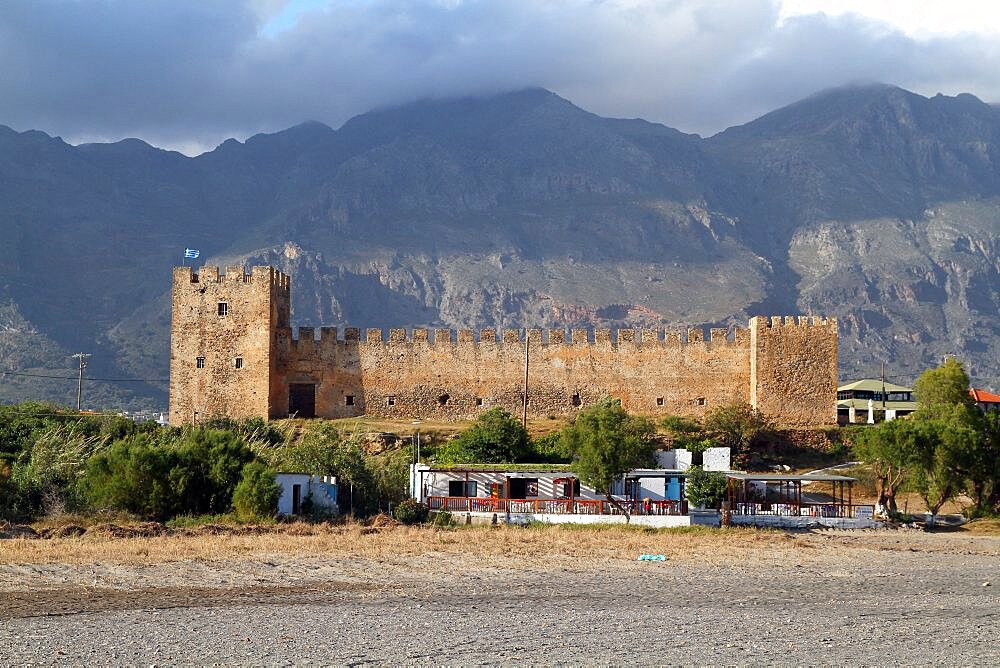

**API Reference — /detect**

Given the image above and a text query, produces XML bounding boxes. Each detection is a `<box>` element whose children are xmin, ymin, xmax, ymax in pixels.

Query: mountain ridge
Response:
<box><xmin>2</xmin><ymin>83</ymin><xmax>999</xmax><ymax>409</ymax></box>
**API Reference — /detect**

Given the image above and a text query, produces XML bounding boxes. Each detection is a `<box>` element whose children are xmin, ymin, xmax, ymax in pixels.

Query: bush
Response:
<box><xmin>433</xmin><ymin>509</ymin><xmax>455</xmax><ymax>527</ymax></box>
<box><xmin>529</xmin><ymin>432</ymin><xmax>572</xmax><ymax>463</ymax></box>
<box><xmin>81</xmin><ymin>436</ymin><xmax>180</xmax><ymax>520</ymax></box>
<box><xmin>436</xmin><ymin>408</ymin><xmax>530</xmax><ymax>464</ymax></box>
<box><xmin>393</xmin><ymin>498</ymin><xmax>429</xmax><ymax>525</ymax></box>
<box><xmin>232</xmin><ymin>462</ymin><xmax>282</xmax><ymax>522</ymax></box>
<box><xmin>686</xmin><ymin>465</ymin><xmax>728</xmax><ymax>509</ymax></box>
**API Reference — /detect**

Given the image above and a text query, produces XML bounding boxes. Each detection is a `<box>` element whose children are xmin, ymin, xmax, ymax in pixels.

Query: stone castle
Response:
<box><xmin>169</xmin><ymin>266</ymin><xmax>839</xmax><ymax>427</ymax></box>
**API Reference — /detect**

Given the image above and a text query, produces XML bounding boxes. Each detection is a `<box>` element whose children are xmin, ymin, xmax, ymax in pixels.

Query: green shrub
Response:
<box><xmin>686</xmin><ymin>465</ymin><xmax>728</xmax><ymax>509</ymax></box>
<box><xmin>81</xmin><ymin>436</ymin><xmax>180</xmax><ymax>520</ymax></box>
<box><xmin>432</xmin><ymin>509</ymin><xmax>455</xmax><ymax>527</ymax></box>
<box><xmin>529</xmin><ymin>432</ymin><xmax>572</xmax><ymax>463</ymax></box>
<box><xmin>393</xmin><ymin>498</ymin><xmax>429</xmax><ymax>525</ymax></box>
<box><xmin>436</xmin><ymin>408</ymin><xmax>530</xmax><ymax>464</ymax></box>
<box><xmin>232</xmin><ymin>462</ymin><xmax>281</xmax><ymax>522</ymax></box>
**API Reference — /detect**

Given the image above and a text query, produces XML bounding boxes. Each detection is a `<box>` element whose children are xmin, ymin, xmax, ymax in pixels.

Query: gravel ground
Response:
<box><xmin>1</xmin><ymin>531</ymin><xmax>998</xmax><ymax>665</ymax></box>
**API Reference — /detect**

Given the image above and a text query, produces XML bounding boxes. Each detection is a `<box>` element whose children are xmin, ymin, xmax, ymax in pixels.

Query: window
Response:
<box><xmin>558</xmin><ymin>479</ymin><xmax>581</xmax><ymax>498</ymax></box>
<box><xmin>235</xmin><ymin>357</ymin><xmax>243</xmax><ymax>369</ymax></box>
<box><xmin>696</xmin><ymin>397</ymin><xmax>706</xmax><ymax>406</ymax></box>
<box><xmin>217</xmin><ymin>302</ymin><xmax>228</xmax><ymax>316</ymax></box>
<box><xmin>448</xmin><ymin>480</ymin><xmax>477</xmax><ymax>497</ymax></box>
<box><xmin>475</xmin><ymin>397</ymin><xmax>484</xmax><ymax>407</ymax></box>
<box><xmin>196</xmin><ymin>357</ymin><xmax>205</xmax><ymax>369</ymax></box>
<box><xmin>438</xmin><ymin>394</ymin><xmax>450</xmax><ymax>406</ymax></box>
<box><xmin>571</xmin><ymin>393</ymin><xmax>582</xmax><ymax>406</ymax></box>
<box><xmin>387</xmin><ymin>396</ymin><xmax>395</xmax><ymax>407</ymax></box>
<box><xmin>345</xmin><ymin>395</ymin><xmax>355</xmax><ymax>406</ymax></box>
<box><xmin>656</xmin><ymin>397</ymin><xmax>664</xmax><ymax>406</ymax></box>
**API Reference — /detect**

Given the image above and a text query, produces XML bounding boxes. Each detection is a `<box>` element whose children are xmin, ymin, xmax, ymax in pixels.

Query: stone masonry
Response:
<box><xmin>169</xmin><ymin>266</ymin><xmax>839</xmax><ymax>427</ymax></box>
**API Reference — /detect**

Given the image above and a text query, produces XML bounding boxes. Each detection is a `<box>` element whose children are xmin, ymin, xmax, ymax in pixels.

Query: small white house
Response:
<box><xmin>274</xmin><ymin>473</ymin><xmax>339</xmax><ymax>516</ymax></box>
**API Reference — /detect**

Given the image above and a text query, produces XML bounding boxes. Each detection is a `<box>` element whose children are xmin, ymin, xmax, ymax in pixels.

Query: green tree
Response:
<box><xmin>703</xmin><ymin>402</ymin><xmax>773</xmax><ymax>467</ymax></box>
<box><xmin>436</xmin><ymin>408</ymin><xmax>531</xmax><ymax>464</ymax></box>
<box><xmin>914</xmin><ymin>357</ymin><xmax>975</xmax><ymax>409</ymax></box>
<box><xmin>232</xmin><ymin>462</ymin><xmax>281</xmax><ymax>522</ymax></box>
<box><xmin>563</xmin><ymin>398</ymin><xmax>658</xmax><ymax>518</ymax></box>
<box><xmin>851</xmin><ymin>421</ymin><xmax>914</xmax><ymax>514</ymax></box>
<box><xmin>685</xmin><ymin>465</ymin><xmax>728</xmax><ymax>509</ymax></box>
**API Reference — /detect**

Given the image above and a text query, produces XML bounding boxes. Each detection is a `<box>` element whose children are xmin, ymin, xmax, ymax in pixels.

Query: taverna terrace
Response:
<box><xmin>409</xmin><ymin>448</ymin><xmax>879</xmax><ymax>529</ymax></box>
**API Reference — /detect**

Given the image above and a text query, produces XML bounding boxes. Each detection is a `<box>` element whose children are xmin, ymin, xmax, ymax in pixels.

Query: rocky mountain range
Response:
<box><xmin>1</xmin><ymin>83</ymin><xmax>998</xmax><ymax>409</ymax></box>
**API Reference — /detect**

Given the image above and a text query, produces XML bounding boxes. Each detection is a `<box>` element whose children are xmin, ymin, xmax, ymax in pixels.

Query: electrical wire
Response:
<box><xmin>0</xmin><ymin>370</ymin><xmax>167</xmax><ymax>383</ymax></box>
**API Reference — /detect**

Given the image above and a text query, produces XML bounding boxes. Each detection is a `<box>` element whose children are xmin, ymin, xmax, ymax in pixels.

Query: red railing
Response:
<box><xmin>426</xmin><ymin>496</ymin><xmax>686</xmax><ymax>516</ymax></box>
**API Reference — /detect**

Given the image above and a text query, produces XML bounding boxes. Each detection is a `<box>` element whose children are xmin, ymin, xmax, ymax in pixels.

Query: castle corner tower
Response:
<box><xmin>168</xmin><ymin>265</ymin><xmax>290</xmax><ymax>425</ymax></box>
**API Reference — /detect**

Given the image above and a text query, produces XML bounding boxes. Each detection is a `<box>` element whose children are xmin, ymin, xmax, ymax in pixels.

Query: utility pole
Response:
<box><xmin>71</xmin><ymin>353</ymin><xmax>91</xmax><ymax>411</ymax></box>
<box><xmin>522</xmin><ymin>329</ymin><xmax>530</xmax><ymax>428</ymax></box>
<box><xmin>881</xmin><ymin>361</ymin><xmax>886</xmax><ymax>410</ymax></box>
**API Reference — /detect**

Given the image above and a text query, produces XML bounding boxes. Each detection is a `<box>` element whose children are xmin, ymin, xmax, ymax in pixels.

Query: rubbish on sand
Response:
<box><xmin>638</xmin><ymin>554</ymin><xmax>667</xmax><ymax>561</ymax></box>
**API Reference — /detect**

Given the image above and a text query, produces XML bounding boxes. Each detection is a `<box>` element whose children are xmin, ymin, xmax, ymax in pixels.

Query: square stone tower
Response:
<box><xmin>168</xmin><ymin>265</ymin><xmax>290</xmax><ymax>425</ymax></box>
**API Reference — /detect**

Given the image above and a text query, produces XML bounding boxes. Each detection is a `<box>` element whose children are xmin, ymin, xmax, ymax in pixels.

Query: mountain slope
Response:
<box><xmin>1</xmin><ymin>84</ymin><xmax>999</xmax><ymax>409</ymax></box>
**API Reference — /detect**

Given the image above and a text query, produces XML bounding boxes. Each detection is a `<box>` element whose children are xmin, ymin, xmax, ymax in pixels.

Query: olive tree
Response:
<box><xmin>563</xmin><ymin>398</ymin><xmax>658</xmax><ymax>520</ymax></box>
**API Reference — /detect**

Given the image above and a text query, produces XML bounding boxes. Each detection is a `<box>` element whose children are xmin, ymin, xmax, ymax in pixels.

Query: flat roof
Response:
<box><xmin>725</xmin><ymin>473</ymin><xmax>857</xmax><ymax>482</ymax></box>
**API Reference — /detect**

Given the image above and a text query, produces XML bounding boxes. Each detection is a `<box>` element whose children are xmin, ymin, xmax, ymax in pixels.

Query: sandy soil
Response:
<box><xmin>1</xmin><ymin>525</ymin><xmax>997</xmax><ymax>665</ymax></box>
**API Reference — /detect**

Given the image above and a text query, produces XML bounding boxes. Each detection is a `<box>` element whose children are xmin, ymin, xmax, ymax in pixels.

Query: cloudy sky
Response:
<box><xmin>2</xmin><ymin>0</ymin><xmax>999</xmax><ymax>154</ymax></box>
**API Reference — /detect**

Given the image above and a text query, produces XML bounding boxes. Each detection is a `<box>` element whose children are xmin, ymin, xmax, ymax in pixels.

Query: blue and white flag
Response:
<box><xmin>184</xmin><ymin>248</ymin><xmax>200</xmax><ymax>259</ymax></box>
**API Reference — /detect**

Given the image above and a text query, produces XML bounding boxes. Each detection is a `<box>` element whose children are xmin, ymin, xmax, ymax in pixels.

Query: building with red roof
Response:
<box><xmin>970</xmin><ymin>388</ymin><xmax>1000</xmax><ymax>413</ymax></box>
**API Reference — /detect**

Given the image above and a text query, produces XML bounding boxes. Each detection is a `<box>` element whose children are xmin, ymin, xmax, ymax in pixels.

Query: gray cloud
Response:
<box><xmin>1</xmin><ymin>0</ymin><xmax>998</xmax><ymax>153</ymax></box>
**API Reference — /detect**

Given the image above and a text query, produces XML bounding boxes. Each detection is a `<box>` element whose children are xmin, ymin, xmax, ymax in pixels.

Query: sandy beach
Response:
<box><xmin>1</xmin><ymin>524</ymin><xmax>998</xmax><ymax>665</ymax></box>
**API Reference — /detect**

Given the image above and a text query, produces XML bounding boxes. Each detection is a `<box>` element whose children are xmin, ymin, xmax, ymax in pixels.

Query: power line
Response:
<box><xmin>0</xmin><ymin>370</ymin><xmax>168</xmax><ymax>383</ymax></box>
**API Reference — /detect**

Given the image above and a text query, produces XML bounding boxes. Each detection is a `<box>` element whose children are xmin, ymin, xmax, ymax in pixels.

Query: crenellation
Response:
<box><xmin>171</xmin><ymin>266</ymin><xmax>838</xmax><ymax>427</ymax></box>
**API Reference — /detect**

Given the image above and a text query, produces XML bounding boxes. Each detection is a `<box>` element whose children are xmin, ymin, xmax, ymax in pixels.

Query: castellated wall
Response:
<box><xmin>276</xmin><ymin>325</ymin><xmax>752</xmax><ymax>421</ymax></box>
<box><xmin>169</xmin><ymin>266</ymin><xmax>839</xmax><ymax>427</ymax></box>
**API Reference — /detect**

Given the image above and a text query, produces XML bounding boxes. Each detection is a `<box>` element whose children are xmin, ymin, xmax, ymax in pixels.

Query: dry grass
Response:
<box><xmin>959</xmin><ymin>518</ymin><xmax>1000</xmax><ymax>535</ymax></box>
<box><xmin>0</xmin><ymin>523</ymin><xmax>800</xmax><ymax>568</ymax></box>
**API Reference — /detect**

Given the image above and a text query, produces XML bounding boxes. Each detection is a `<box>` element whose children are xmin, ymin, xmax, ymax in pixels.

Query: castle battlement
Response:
<box><xmin>170</xmin><ymin>266</ymin><xmax>839</xmax><ymax>427</ymax></box>
<box><xmin>173</xmin><ymin>265</ymin><xmax>290</xmax><ymax>291</ymax></box>
<box><xmin>285</xmin><ymin>325</ymin><xmax>754</xmax><ymax>348</ymax></box>
<box><xmin>751</xmin><ymin>315</ymin><xmax>837</xmax><ymax>329</ymax></box>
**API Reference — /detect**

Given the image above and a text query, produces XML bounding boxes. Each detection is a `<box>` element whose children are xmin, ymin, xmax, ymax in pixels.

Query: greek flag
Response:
<box><xmin>184</xmin><ymin>248</ymin><xmax>200</xmax><ymax>259</ymax></box>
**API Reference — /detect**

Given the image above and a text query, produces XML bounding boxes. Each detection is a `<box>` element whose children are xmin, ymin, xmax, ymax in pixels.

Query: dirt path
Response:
<box><xmin>1</xmin><ymin>527</ymin><xmax>997</xmax><ymax>664</ymax></box>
